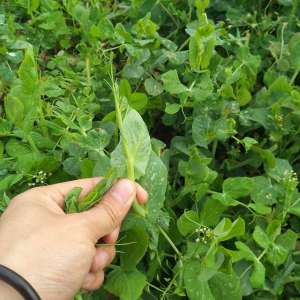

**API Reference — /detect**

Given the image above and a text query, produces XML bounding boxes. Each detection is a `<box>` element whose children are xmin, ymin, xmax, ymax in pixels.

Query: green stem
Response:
<box><xmin>158</xmin><ymin>225</ymin><xmax>181</xmax><ymax>257</ymax></box>
<box><xmin>291</xmin><ymin>68</ymin><xmax>299</xmax><ymax>85</ymax></box>
<box><xmin>85</xmin><ymin>57</ymin><xmax>91</xmax><ymax>87</ymax></box>
<box><xmin>111</xmin><ymin>69</ymin><xmax>146</xmax><ymax>217</ymax></box>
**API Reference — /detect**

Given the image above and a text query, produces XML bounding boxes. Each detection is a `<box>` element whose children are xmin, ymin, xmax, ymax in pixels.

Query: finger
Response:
<box><xmin>82</xmin><ymin>271</ymin><xmax>105</xmax><ymax>291</ymax></box>
<box><xmin>78</xmin><ymin>179</ymin><xmax>136</xmax><ymax>241</ymax></box>
<box><xmin>103</xmin><ymin>226</ymin><xmax>120</xmax><ymax>244</ymax></box>
<box><xmin>99</xmin><ymin>184</ymin><xmax>147</xmax><ymax>244</ymax></box>
<box><xmin>90</xmin><ymin>246</ymin><xmax>115</xmax><ymax>273</ymax></box>
<box><xmin>30</xmin><ymin>178</ymin><xmax>102</xmax><ymax>208</ymax></box>
<box><xmin>136</xmin><ymin>183</ymin><xmax>148</xmax><ymax>204</ymax></box>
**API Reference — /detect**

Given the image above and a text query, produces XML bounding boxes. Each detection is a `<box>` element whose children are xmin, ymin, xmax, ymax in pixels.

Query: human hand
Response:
<box><xmin>0</xmin><ymin>178</ymin><xmax>148</xmax><ymax>300</ymax></box>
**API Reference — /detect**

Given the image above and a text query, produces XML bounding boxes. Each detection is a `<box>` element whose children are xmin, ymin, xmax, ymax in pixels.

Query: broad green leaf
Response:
<box><xmin>17</xmin><ymin>153</ymin><xmax>59</xmax><ymax>174</ymax></box>
<box><xmin>253</xmin><ymin>226</ymin><xmax>270</xmax><ymax>249</ymax></box>
<box><xmin>267</xmin><ymin>159</ymin><xmax>293</xmax><ymax>182</ymax></box>
<box><xmin>161</xmin><ymin>70</ymin><xmax>188</xmax><ymax>94</ymax></box>
<box><xmin>177</xmin><ymin>210</ymin><xmax>201</xmax><ymax>236</ymax></box>
<box><xmin>192</xmin><ymin>114</ymin><xmax>213</xmax><ymax>148</ymax></box>
<box><xmin>214</xmin><ymin>218</ymin><xmax>245</xmax><ymax>242</ymax></box>
<box><xmin>189</xmin><ymin>23</ymin><xmax>216</xmax><ymax>70</ymax></box>
<box><xmin>248</xmin><ymin>203</ymin><xmax>272</xmax><ymax>215</ymax></box>
<box><xmin>251</xmin><ymin>260</ymin><xmax>266</xmax><ymax>289</ymax></box>
<box><xmin>267</xmin><ymin>244</ymin><xmax>288</xmax><ymax>267</ymax></box>
<box><xmin>0</xmin><ymin>174</ymin><xmax>23</xmax><ymax>193</ymax></box>
<box><xmin>0</xmin><ymin>119</ymin><xmax>12</xmax><ymax>137</ymax></box>
<box><xmin>122</xmin><ymin>64</ymin><xmax>144</xmax><ymax>79</ymax></box>
<box><xmin>128</xmin><ymin>93</ymin><xmax>148</xmax><ymax>112</ymax></box>
<box><xmin>250</xmin><ymin>176</ymin><xmax>277</xmax><ymax>206</ymax></box>
<box><xmin>212</xmin><ymin>193</ymin><xmax>240</xmax><ymax>207</ymax></box>
<box><xmin>289</xmin><ymin>33</ymin><xmax>300</xmax><ymax>70</ymax></box>
<box><xmin>5</xmin><ymin>139</ymin><xmax>31</xmax><ymax>157</ymax></box>
<box><xmin>276</xmin><ymin>229</ymin><xmax>298</xmax><ymax>252</ymax></box>
<box><xmin>140</xmin><ymin>151</ymin><xmax>168</xmax><ymax>223</ymax></box>
<box><xmin>4</xmin><ymin>94</ymin><xmax>24</xmax><ymax>127</ymax></box>
<box><xmin>119</xmin><ymin>79</ymin><xmax>132</xmax><ymax>99</ymax></box>
<box><xmin>93</xmin><ymin>154</ymin><xmax>111</xmax><ymax>177</ymax></box>
<box><xmin>209</xmin><ymin>272</ymin><xmax>242</xmax><ymax>300</ymax></box>
<box><xmin>111</xmin><ymin>109</ymin><xmax>151</xmax><ymax>179</ymax></box>
<box><xmin>18</xmin><ymin>46</ymin><xmax>38</xmax><ymax>91</ymax></box>
<box><xmin>165</xmin><ymin>103</ymin><xmax>181</xmax><ymax>115</ymax></box>
<box><xmin>235</xmin><ymin>242</ymin><xmax>265</xmax><ymax>288</ymax></box>
<box><xmin>214</xmin><ymin>118</ymin><xmax>236</xmax><ymax>141</ymax></box>
<box><xmin>144</xmin><ymin>78</ymin><xmax>163</xmax><ymax>96</ymax></box>
<box><xmin>63</xmin><ymin>157</ymin><xmax>81</xmax><ymax>177</ymax></box>
<box><xmin>223</xmin><ymin>177</ymin><xmax>254</xmax><ymax>198</ymax></box>
<box><xmin>184</xmin><ymin>260</ymin><xmax>214</xmax><ymax>300</ymax></box>
<box><xmin>80</xmin><ymin>159</ymin><xmax>95</xmax><ymax>178</ymax></box>
<box><xmin>266</xmin><ymin>220</ymin><xmax>282</xmax><ymax>241</ymax></box>
<box><xmin>236</xmin><ymin>87</ymin><xmax>252</xmax><ymax>106</ymax></box>
<box><xmin>105</xmin><ymin>268</ymin><xmax>146</xmax><ymax>300</ymax></box>
<box><xmin>120</xmin><ymin>226</ymin><xmax>149</xmax><ymax>270</ymax></box>
<box><xmin>200</xmin><ymin>197</ymin><xmax>225</xmax><ymax>226</ymax></box>
<box><xmin>195</xmin><ymin>0</ymin><xmax>210</xmax><ymax>14</ymax></box>
<box><xmin>242</xmin><ymin>137</ymin><xmax>258</xmax><ymax>152</ymax></box>
<box><xmin>235</xmin><ymin>242</ymin><xmax>256</xmax><ymax>261</ymax></box>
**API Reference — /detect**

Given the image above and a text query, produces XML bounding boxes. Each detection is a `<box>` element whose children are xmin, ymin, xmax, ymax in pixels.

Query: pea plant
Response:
<box><xmin>1</xmin><ymin>0</ymin><xmax>300</xmax><ymax>299</ymax></box>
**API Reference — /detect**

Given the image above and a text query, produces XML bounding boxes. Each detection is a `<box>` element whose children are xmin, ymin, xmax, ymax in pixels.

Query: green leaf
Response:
<box><xmin>214</xmin><ymin>218</ymin><xmax>245</xmax><ymax>242</ymax></box>
<box><xmin>165</xmin><ymin>103</ymin><xmax>181</xmax><ymax>115</ymax></box>
<box><xmin>120</xmin><ymin>226</ymin><xmax>149</xmax><ymax>270</ymax></box>
<box><xmin>267</xmin><ymin>159</ymin><xmax>293</xmax><ymax>182</ymax></box>
<box><xmin>223</xmin><ymin>177</ymin><xmax>254</xmax><ymax>199</ymax></box>
<box><xmin>0</xmin><ymin>119</ymin><xmax>12</xmax><ymax>137</ymax></box>
<box><xmin>248</xmin><ymin>203</ymin><xmax>272</xmax><ymax>215</ymax></box>
<box><xmin>211</xmin><ymin>193</ymin><xmax>240</xmax><ymax>207</ymax></box>
<box><xmin>177</xmin><ymin>210</ymin><xmax>201</xmax><ymax>236</ymax></box>
<box><xmin>235</xmin><ymin>242</ymin><xmax>265</xmax><ymax>288</ymax></box>
<box><xmin>289</xmin><ymin>33</ymin><xmax>300</xmax><ymax>70</ymax></box>
<box><xmin>251</xmin><ymin>260</ymin><xmax>266</xmax><ymax>289</ymax></box>
<box><xmin>63</xmin><ymin>157</ymin><xmax>81</xmax><ymax>177</ymax></box>
<box><xmin>5</xmin><ymin>139</ymin><xmax>31</xmax><ymax>157</ymax></box>
<box><xmin>144</xmin><ymin>78</ymin><xmax>163</xmax><ymax>96</ymax></box>
<box><xmin>192</xmin><ymin>114</ymin><xmax>213</xmax><ymax>148</ymax></box>
<box><xmin>241</xmin><ymin>137</ymin><xmax>258</xmax><ymax>152</ymax></box>
<box><xmin>18</xmin><ymin>46</ymin><xmax>38</xmax><ymax>90</ymax></box>
<box><xmin>111</xmin><ymin>109</ymin><xmax>151</xmax><ymax>179</ymax></box>
<box><xmin>128</xmin><ymin>93</ymin><xmax>148</xmax><ymax>112</ymax></box>
<box><xmin>214</xmin><ymin>118</ymin><xmax>236</xmax><ymax>141</ymax></box>
<box><xmin>209</xmin><ymin>272</ymin><xmax>242</xmax><ymax>300</ymax></box>
<box><xmin>4</xmin><ymin>94</ymin><xmax>25</xmax><ymax>127</ymax></box>
<box><xmin>200</xmin><ymin>197</ymin><xmax>225</xmax><ymax>226</ymax></box>
<box><xmin>0</xmin><ymin>174</ymin><xmax>23</xmax><ymax>193</ymax></box>
<box><xmin>184</xmin><ymin>260</ymin><xmax>215</xmax><ymax>300</ymax></box>
<box><xmin>253</xmin><ymin>226</ymin><xmax>270</xmax><ymax>249</ymax></box>
<box><xmin>122</xmin><ymin>64</ymin><xmax>144</xmax><ymax>79</ymax></box>
<box><xmin>161</xmin><ymin>70</ymin><xmax>188</xmax><ymax>94</ymax></box>
<box><xmin>140</xmin><ymin>151</ymin><xmax>168</xmax><ymax>223</ymax></box>
<box><xmin>250</xmin><ymin>176</ymin><xmax>277</xmax><ymax>206</ymax></box>
<box><xmin>105</xmin><ymin>268</ymin><xmax>146</xmax><ymax>300</ymax></box>
<box><xmin>189</xmin><ymin>23</ymin><xmax>216</xmax><ymax>70</ymax></box>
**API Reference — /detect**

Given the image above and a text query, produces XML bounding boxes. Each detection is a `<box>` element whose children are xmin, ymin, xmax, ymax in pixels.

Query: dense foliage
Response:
<box><xmin>1</xmin><ymin>0</ymin><xmax>300</xmax><ymax>299</ymax></box>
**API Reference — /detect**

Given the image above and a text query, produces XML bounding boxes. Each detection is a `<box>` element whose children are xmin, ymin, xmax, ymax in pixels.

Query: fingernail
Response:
<box><xmin>110</xmin><ymin>179</ymin><xmax>135</xmax><ymax>204</ymax></box>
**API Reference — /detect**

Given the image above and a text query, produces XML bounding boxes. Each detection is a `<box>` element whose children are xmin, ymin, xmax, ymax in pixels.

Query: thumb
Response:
<box><xmin>78</xmin><ymin>179</ymin><xmax>136</xmax><ymax>241</ymax></box>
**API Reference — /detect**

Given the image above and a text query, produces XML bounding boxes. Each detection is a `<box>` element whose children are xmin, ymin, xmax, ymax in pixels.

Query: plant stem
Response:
<box><xmin>85</xmin><ymin>56</ymin><xmax>91</xmax><ymax>87</ymax></box>
<box><xmin>110</xmin><ymin>68</ymin><xmax>146</xmax><ymax>217</ymax></box>
<box><xmin>291</xmin><ymin>68</ymin><xmax>299</xmax><ymax>85</ymax></box>
<box><xmin>158</xmin><ymin>225</ymin><xmax>181</xmax><ymax>257</ymax></box>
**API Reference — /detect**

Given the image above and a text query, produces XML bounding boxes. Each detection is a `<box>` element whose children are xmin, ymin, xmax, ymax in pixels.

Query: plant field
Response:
<box><xmin>1</xmin><ymin>0</ymin><xmax>300</xmax><ymax>299</ymax></box>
